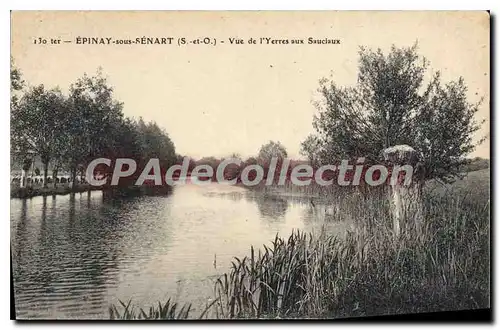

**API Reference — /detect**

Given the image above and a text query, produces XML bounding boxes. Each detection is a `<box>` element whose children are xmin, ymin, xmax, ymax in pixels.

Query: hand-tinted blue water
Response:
<box><xmin>10</xmin><ymin>183</ymin><xmax>352</xmax><ymax>319</ymax></box>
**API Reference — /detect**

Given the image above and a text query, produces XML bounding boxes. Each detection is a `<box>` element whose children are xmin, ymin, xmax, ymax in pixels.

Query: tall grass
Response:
<box><xmin>109</xmin><ymin>299</ymin><xmax>193</xmax><ymax>320</ymax></box>
<box><xmin>212</xmin><ymin>185</ymin><xmax>489</xmax><ymax>319</ymax></box>
<box><xmin>109</xmin><ymin>297</ymin><xmax>221</xmax><ymax>320</ymax></box>
<box><xmin>110</xmin><ymin>174</ymin><xmax>489</xmax><ymax>319</ymax></box>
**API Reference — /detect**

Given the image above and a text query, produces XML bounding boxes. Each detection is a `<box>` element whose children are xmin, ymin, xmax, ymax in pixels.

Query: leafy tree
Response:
<box><xmin>10</xmin><ymin>66</ymin><xmax>179</xmax><ymax>191</ymax></box>
<box><xmin>135</xmin><ymin>118</ymin><xmax>176</xmax><ymax>168</ymax></box>
<box><xmin>11</xmin><ymin>85</ymin><xmax>68</xmax><ymax>187</ymax></box>
<box><xmin>175</xmin><ymin>154</ymin><xmax>185</xmax><ymax>164</ymax></box>
<box><xmin>227</xmin><ymin>152</ymin><xmax>242</xmax><ymax>160</ymax></box>
<box><xmin>63</xmin><ymin>70</ymin><xmax>125</xmax><ymax>187</ymax></box>
<box><xmin>10</xmin><ymin>58</ymin><xmax>26</xmax><ymax>174</ymax></box>
<box><xmin>105</xmin><ymin>118</ymin><xmax>143</xmax><ymax>161</ymax></box>
<box><xmin>196</xmin><ymin>156</ymin><xmax>220</xmax><ymax>169</ymax></box>
<box><xmin>244</xmin><ymin>157</ymin><xmax>258</xmax><ymax>166</ymax></box>
<box><xmin>413</xmin><ymin>73</ymin><xmax>486</xmax><ymax>181</ymax></box>
<box><xmin>187</xmin><ymin>158</ymin><xmax>197</xmax><ymax>172</ymax></box>
<box><xmin>50</xmin><ymin>156</ymin><xmax>65</xmax><ymax>188</ymax></box>
<box><xmin>258</xmin><ymin>140</ymin><xmax>288</xmax><ymax>164</ymax></box>
<box><xmin>311</xmin><ymin>43</ymin><xmax>485</xmax><ymax>183</ymax></box>
<box><xmin>10</xmin><ymin>57</ymin><xmax>24</xmax><ymax>100</ymax></box>
<box><xmin>220</xmin><ymin>153</ymin><xmax>243</xmax><ymax>180</ymax></box>
<box><xmin>300</xmin><ymin>134</ymin><xmax>322</xmax><ymax>167</ymax></box>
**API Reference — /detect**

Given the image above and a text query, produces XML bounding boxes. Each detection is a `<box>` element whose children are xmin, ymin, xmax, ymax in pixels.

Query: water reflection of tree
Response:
<box><xmin>11</xmin><ymin>192</ymin><xmax>126</xmax><ymax>318</ymax></box>
<box><xmin>98</xmin><ymin>190</ymin><xmax>176</xmax><ymax>306</ymax></box>
<box><xmin>12</xmin><ymin>199</ymin><xmax>29</xmax><ymax>279</ymax></box>
<box><xmin>254</xmin><ymin>194</ymin><xmax>288</xmax><ymax>221</ymax></box>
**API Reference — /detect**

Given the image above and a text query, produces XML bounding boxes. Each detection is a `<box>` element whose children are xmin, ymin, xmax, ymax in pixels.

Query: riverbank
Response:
<box><xmin>10</xmin><ymin>184</ymin><xmax>103</xmax><ymax>199</ymax></box>
<box><xmin>10</xmin><ymin>184</ymin><xmax>174</xmax><ymax>199</ymax></box>
<box><xmin>110</xmin><ymin>170</ymin><xmax>490</xmax><ymax>319</ymax></box>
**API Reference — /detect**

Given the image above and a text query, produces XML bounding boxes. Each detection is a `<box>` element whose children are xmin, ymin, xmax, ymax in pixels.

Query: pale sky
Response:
<box><xmin>11</xmin><ymin>11</ymin><xmax>490</xmax><ymax>159</ymax></box>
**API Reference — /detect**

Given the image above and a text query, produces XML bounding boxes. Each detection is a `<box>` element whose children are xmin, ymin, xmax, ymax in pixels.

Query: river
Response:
<box><xmin>10</xmin><ymin>182</ymin><xmax>354</xmax><ymax>319</ymax></box>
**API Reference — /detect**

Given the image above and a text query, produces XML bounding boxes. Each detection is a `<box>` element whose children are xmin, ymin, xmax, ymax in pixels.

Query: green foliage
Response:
<box><xmin>311</xmin><ymin>42</ymin><xmax>485</xmax><ymax>183</ymax></box>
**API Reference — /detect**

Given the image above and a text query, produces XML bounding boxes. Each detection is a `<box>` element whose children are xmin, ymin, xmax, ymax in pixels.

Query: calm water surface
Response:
<box><xmin>10</xmin><ymin>183</ymin><xmax>353</xmax><ymax>319</ymax></box>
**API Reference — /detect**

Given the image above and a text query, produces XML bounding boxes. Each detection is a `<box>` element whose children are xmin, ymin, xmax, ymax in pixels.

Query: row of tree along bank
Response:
<box><xmin>10</xmin><ymin>61</ymin><xmax>177</xmax><ymax>194</ymax></box>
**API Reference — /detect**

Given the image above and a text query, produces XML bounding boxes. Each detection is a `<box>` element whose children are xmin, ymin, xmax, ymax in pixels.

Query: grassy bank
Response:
<box><xmin>109</xmin><ymin>170</ymin><xmax>489</xmax><ymax>319</ymax></box>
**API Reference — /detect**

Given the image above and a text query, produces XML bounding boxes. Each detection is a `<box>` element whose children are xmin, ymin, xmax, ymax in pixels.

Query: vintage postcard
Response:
<box><xmin>10</xmin><ymin>11</ymin><xmax>490</xmax><ymax>320</ymax></box>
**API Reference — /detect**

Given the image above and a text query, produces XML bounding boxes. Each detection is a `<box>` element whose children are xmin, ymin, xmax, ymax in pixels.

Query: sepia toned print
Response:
<box><xmin>10</xmin><ymin>11</ymin><xmax>490</xmax><ymax>320</ymax></box>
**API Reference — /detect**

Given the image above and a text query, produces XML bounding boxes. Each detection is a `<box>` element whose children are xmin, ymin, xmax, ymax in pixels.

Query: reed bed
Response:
<box><xmin>109</xmin><ymin>299</ymin><xmax>193</xmax><ymax>320</ymax></box>
<box><xmin>212</xmin><ymin>187</ymin><xmax>489</xmax><ymax>319</ymax></box>
<box><xmin>110</xmin><ymin>172</ymin><xmax>489</xmax><ymax>319</ymax></box>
